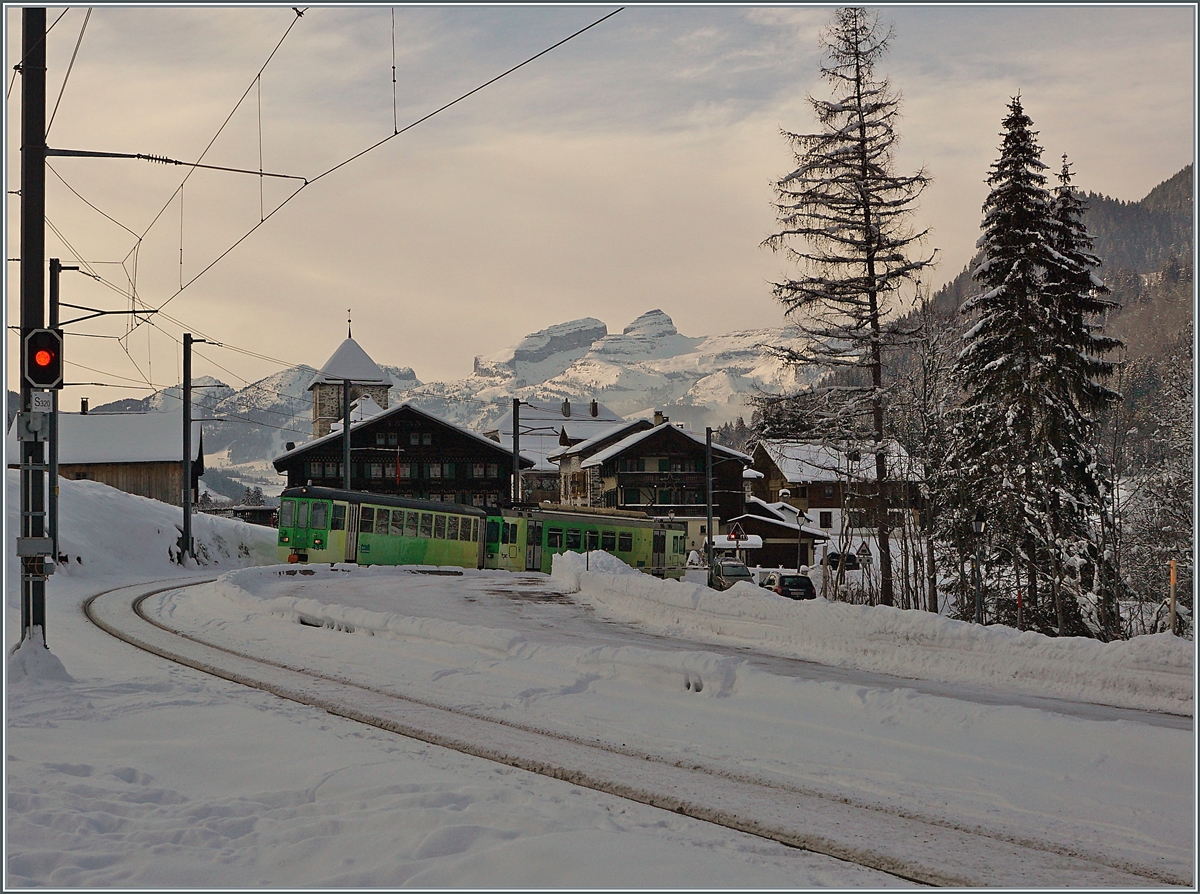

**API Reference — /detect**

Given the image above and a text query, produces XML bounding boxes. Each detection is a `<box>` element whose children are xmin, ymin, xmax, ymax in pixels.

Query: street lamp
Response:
<box><xmin>972</xmin><ymin>509</ymin><xmax>986</xmax><ymax>624</ymax></box>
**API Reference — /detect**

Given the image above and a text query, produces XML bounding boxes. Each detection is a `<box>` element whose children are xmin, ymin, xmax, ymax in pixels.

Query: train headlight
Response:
<box><xmin>280</xmin><ymin>534</ymin><xmax>289</xmax><ymax>543</ymax></box>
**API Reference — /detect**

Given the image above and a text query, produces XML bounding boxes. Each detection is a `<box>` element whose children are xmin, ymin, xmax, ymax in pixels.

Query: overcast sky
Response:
<box><xmin>6</xmin><ymin>4</ymin><xmax>1194</xmax><ymax>406</ymax></box>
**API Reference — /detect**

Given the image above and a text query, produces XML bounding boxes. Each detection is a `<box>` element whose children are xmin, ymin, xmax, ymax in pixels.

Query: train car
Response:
<box><xmin>484</xmin><ymin>505</ymin><xmax>688</xmax><ymax>578</ymax></box>
<box><xmin>277</xmin><ymin>486</ymin><xmax>487</xmax><ymax>567</ymax></box>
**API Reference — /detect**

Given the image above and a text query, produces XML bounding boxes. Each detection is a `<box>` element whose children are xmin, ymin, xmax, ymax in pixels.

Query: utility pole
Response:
<box><xmin>19</xmin><ymin>7</ymin><xmax>48</xmax><ymax>646</ymax></box>
<box><xmin>343</xmin><ymin>379</ymin><xmax>352</xmax><ymax>490</ymax></box>
<box><xmin>511</xmin><ymin>398</ymin><xmax>521</xmax><ymax>506</ymax></box>
<box><xmin>705</xmin><ymin>426</ymin><xmax>714</xmax><ymax>588</ymax></box>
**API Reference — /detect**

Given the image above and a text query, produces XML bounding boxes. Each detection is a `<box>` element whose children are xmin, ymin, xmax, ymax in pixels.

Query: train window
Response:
<box><xmin>330</xmin><ymin>504</ymin><xmax>345</xmax><ymax>531</ymax></box>
<box><xmin>585</xmin><ymin>530</ymin><xmax>599</xmax><ymax>551</ymax></box>
<box><xmin>405</xmin><ymin>511</ymin><xmax>419</xmax><ymax>537</ymax></box>
<box><xmin>390</xmin><ymin>510</ymin><xmax>404</xmax><ymax>537</ymax></box>
<box><xmin>460</xmin><ymin>518</ymin><xmax>474</xmax><ymax>541</ymax></box>
<box><xmin>360</xmin><ymin>507</ymin><xmax>375</xmax><ymax>534</ymax></box>
<box><xmin>673</xmin><ymin>535</ymin><xmax>685</xmax><ymax>554</ymax></box>
<box><xmin>565</xmin><ymin>529</ymin><xmax>581</xmax><ymax>550</ymax></box>
<box><xmin>420</xmin><ymin>513</ymin><xmax>433</xmax><ymax>538</ymax></box>
<box><xmin>486</xmin><ymin>520</ymin><xmax>500</xmax><ymax>543</ymax></box>
<box><xmin>376</xmin><ymin>509</ymin><xmax>390</xmax><ymax>535</ymax></box>
<box><xmin>601</xmin><ymin>530</ymin><xmax>616</xmax><ymax>551</ymax></box>
<box><xmin>296</xmin><ymin>501</ymin><xmax>309</xmax><ymax>529</ymax></box>
<box><xmin>311</xmin><ymin>502</ymin><xmax>329</xmax><ymax>530</ymax></box>
<box><xmin>547</xmin><ymin>528</ymin><xmax>563</xmax><ymax>548</ymax></box>
<box><xmin>618</xmin><ymin>532</ymin><xmax>633</xmax><ymax>552</ymax></box>
<box><xmin>434</xmin><ymin>515</ymin><xmax>446</xmax><ymax>539</ymax></box>
<box><xmin>279</xmin><ymin>500</ymin><xmax>296</xmax><ymax>528</ymax></box>
<box><xmin>447</xmin><ymin>516</ymin><xmax>460</xmax><ymax>540</ymax></box>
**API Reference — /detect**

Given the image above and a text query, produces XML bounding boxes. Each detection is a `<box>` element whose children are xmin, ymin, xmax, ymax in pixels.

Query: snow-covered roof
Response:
<box><xmin>757</xmin><ymin>439</ymin><xmax>910</xmax><ymax>484</ymax></box>
<box><xmin>743</xmin><ymin>468</ymin><xmax>764</xmax><ymax>479</ymax></box>
<box><xmin>272</xmin><ymin>402</ymin><xmax>535</xmax><ymax>468</ymax></box>
<box><xmin>307</xmin><ymin>338</ymin><xmax>391</xmax><ymax>389</ymax></box>
<box><xmin>546</xmin><ymin>419</ymin><xmax>651</xmax><ymax>463</ymax></box>
<box><xmin>709</xmin><ymin>534</ymin><xmax>764</xmax><ymax>550</ymax></box>
<box><xmin>730</xmin><ymin>496</ymin><xmax>829</xmax><ymax>540</ymax></box>
<box><xmin>6</xmin><ymin>412</ymin><xmax>203</xmax><ymax>465</ymax></box>
<box><xmin>485</xmin><ymin>400</ymin><xmax>625</xmax><ymax>472</ymax></box>
<box><xmin>581</xmin><ymin>425</ymin><xmax>751</xmax><ymax>470</ymax></box>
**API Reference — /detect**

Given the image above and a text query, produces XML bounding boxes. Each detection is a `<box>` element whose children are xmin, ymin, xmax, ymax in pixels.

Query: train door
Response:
<box><xmin>652</xmin><ymin>528</ymin><xmax>667</xmax><ymax>576</ymax></box>
<box><xmin>344</xmin><ymin>504</ymin><xmax>360</xmax><ymax>562</ymax></box>
<box><xmin>525</xmin><ymin>519</ymin><xmax>543</xmax><ymax>571</ymax></box>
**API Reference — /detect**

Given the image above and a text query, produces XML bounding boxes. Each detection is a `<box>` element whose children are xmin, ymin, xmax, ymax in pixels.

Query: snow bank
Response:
<box><xmin>551</xmin><ymin>553</ymin><xmax>1194</xmax><ymax>715</ymax></box>
<box><xmin>216</xmin><ymin>564</ymin><xmax>744</xmax><ymax>698</ymax></box>
<box><xmin>4</xmin><ymin>470</ymin><xmax>279</xmax><ymax>602</ymax></box>
<box><xmin>8</xmin><ymin>629</ymin><xmax>75</xmax><ymax>685</ymax></box>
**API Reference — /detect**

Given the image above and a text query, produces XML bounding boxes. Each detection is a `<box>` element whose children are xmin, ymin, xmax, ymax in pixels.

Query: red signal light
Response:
<box><xmin>23</xmin><ymin>328</ymin><xmax>64</xmax><ymax>389</ymax></box>
<box><xmin>34</xmin><ymin>349</ymin><xmax>54</xmax><ymax>367</ymax></box>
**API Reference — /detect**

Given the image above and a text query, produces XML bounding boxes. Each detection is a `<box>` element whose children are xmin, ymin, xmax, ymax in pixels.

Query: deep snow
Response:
<box><xmin>5</xmin><ymin>473</ymin><xmax>1195</xmax><ymax>886</ymax></box>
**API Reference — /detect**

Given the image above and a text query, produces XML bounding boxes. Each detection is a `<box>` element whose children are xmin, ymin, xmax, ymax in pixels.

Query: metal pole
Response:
<box><xmin>706</xmin><ymin>426</ymin><xmax>714</xmax><ymax>587</ymax></box>
<box><xmin>182</xmin><ymin>334</ymin><xmax>193</xmax><ymax>563</ymax></box>
<box><xmin>974</xmin><ymin>540</ymin><xmax>983</xmax><ymax>624</ymax></box>
<box><xmin>343</xmin><ymin>378</ymin><xmax>352</xmax><ymax>490</ymax></box>
<box><xmin>20</xmin><ymin>7</ymin><xmax>48</xmax><ymax>645</ymax></box>
<box><xmin>48</xmin><ymin>259</ymin><xmax>60</xmax><ymax>562</ymax></box>
<box><xmin>511</xmin><ymin>397</ymin><xmax>520</xmax><ymax>506</ymax></box>
<box><xmin>1169</xmin><ymin>559</ymin><xmax>1177</xmax><ymax>635</ymax></box>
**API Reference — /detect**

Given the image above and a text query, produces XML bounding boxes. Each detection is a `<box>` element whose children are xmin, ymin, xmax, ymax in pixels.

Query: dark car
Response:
<box><xmin>711</xmin><ymin>560</ymin><xmax>754</xmax><ymax>591</ymax></box>
<box><xmin>760</xmin><ymin>570</ymin><xmax>816</xmax><ymax>600</ymax></box>
<box><xmin>825</xmin><ymin>551</ymin><xmax>861</xmax><ymax>571</ymax></box>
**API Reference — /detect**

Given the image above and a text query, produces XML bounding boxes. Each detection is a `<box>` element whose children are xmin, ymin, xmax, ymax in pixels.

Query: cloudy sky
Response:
<box><xmin>6</xmin><ymin>4</ymin><xmax>1194</xmax><ymax>405</ymax></box>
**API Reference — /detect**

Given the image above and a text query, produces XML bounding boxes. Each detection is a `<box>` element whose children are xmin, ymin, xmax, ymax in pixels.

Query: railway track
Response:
<box><xmin>85</xmin><ymin>578</ymin><xmax>1187</xmax><ymax>888</ymax></box>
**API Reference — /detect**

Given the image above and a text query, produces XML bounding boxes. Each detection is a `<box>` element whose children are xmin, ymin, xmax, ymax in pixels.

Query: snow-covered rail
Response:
<box><xmin>85</xmin><ymin>579</ymin><xmax>1188</xmax><ymax>888</ymax></box>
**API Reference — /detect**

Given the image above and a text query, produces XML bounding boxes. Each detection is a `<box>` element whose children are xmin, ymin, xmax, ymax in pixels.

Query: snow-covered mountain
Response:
<box><xmin>90</xmin><ymin>310</ymin><xmax>813</xmax><ymax>487</ymax></box>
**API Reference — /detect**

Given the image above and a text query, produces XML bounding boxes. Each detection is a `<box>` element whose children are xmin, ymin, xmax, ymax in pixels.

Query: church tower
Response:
<box><xmin>308</xmin><ymin>338</ymin><xmax>392</xmax><ymax>438</ymax></box>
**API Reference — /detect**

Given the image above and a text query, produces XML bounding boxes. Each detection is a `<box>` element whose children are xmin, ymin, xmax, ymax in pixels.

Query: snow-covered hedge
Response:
<box><xmin>551</xmin><ymin>551</ymin><xmax>1194</xmax><ymax>715</ymax></box>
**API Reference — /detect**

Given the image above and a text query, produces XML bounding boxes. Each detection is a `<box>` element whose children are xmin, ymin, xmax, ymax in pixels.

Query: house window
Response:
<box><xmin>387</xmin><ymin>432</ymin><xmax>398</xmax><ymax>446</ymax></box>
<box><xmin>410</xmin><ymin>432</ymin><xmax>420</xmax><ymax>446</ymax></box>
<box><xmin>398</xmin><ymin>463</ymin><xmax>412</xmax><ymax>479</ymax></box>
<box><xmin>486</xmin><ymin>463</ymin><xmax>499</xmax><ymax>479</ymax></box>
<box><xmin>658</xmin><ymin>458</ymin><xmax>670</xmax><ymax>473</ymax></box>
<box><xmin>473</xmin><ymin>494</ymin><xmax>485</xmax><ymax>507</ymax></box>
<box><xmin>375</xmin><ymin>432</ymin><xmax>386</xmax><ymax>445</ymax></box>
<box><xmin>824</xmin><ymin>485</ymin><xmax>835</xmax><ymax>498</ymax></box>
<box><xmin>485</xmin><ymin>494</ymin><xmax>498</xmax><ymax>507</ymax></box>
<box><xmin>442</xmin><ymin>462</ymin><xmax>455</xmax><ymax>479</ymax></box>
<box><xmin>384</xmin><ymin>463</ymin><xmax>395</xmax><ymax>479</ymax></box>
<box><xmin>820</xmin><ymin>511</ymin><xmax>833</xmax><ymax>529</ymax></box>
<box><xmin>370</xmin><ymin>463</ymin><xmax>383</xmax><ymax>479</ymax></box>
<box><xmin>428</xmin><ymin>463</ymin><xmax>442</xmax><ymax>479</ymax></box>
<box><xmin>422</xmin><ymin>433</ymin><xmax>432</xmax><ymax>446</ymax></box>
<box><xmin>472</xmin><ymin>463</ymin><xmax>486</xmax><ymax>478</ymax></box>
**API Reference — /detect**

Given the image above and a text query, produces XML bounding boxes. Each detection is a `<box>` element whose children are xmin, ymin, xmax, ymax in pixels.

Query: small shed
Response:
<box><xmin>6</xmin><ymin>411</ymin><xmax>203</xmax><ymax>506</ymax></box>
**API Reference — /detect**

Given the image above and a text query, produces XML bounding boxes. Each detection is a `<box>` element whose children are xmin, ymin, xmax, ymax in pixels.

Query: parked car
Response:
<box><xmin>824</xmin><ymin>551</ymin><xmax>861</xmax><ymax>571</ymax></box>
<box><xmin>760</xmin><ymin>570</ymin><xmax>816</xmax><ymax>600</ymax></box>
<box><xmin>711</xmin><ymin>559</ymin><xmax>754</xmax><ymax>591</ymax></box>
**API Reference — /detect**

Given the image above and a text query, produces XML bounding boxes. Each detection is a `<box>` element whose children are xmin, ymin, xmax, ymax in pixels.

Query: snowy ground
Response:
<box><xmin>6</xmin><ymin>474</ymin><xmax>1195</xmax><ymax>887</ymax></box>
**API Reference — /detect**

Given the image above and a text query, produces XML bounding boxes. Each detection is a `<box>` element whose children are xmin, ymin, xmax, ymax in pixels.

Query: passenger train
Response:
<box><xmin>276</xmin><ymin>485</ymin><xmax>689</xmax><ymax>577</ymax></box>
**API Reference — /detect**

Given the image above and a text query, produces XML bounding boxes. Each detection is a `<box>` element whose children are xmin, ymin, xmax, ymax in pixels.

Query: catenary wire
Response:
<box><xmin>45</xmin><ymin>7</ymin><xmax>91</xmax><ymax>136</ymax></box>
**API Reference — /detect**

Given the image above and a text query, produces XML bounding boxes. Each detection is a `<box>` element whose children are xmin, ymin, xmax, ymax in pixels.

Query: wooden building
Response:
<box><xmin>273</xmin><ymin>401</ymin><xmax>534</xmax><ymax>508</ymax></box>
<box><xmin>553</xmin><ymin>415</ymin><xmax>750</xmax><ymax>524</ymax></box>
<box><xmin>6</xmin><ymin>410</ymin><xmax>204</xmax><ymax>506</ymax></box>
<box><xmin>727</xmin><ymin>496</ymin><xmax>829</xmax><ymax>569</ymax></box>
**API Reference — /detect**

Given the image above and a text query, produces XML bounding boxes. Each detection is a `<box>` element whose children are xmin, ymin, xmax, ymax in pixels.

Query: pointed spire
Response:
<box><xmin>347</xmin><ymin>308</ymin><xmax>352</xmax><ymax>339</ymax></box>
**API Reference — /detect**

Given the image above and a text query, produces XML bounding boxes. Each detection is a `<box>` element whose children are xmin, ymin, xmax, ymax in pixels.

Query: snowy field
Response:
<box><xmin>6</xmin><ymin>474</ymin><xmax>1195</xmax><ymax>887</ymax></box>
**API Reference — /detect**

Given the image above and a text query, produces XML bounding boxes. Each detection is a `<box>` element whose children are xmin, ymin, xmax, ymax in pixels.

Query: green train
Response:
<box><xmin>277</xmin><ymin>486</ymin><xmax>688</xmax><ymax>577</ymax></box>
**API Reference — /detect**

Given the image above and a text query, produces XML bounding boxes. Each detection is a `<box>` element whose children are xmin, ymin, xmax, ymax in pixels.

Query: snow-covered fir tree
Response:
<box><xmin>953</xmin><ymin>98</ymin><xmax>1122</xmax><ymax>636</ymax></box>
<box><xmin>762</xmin><ymin>6</ymin><xmax>935</xmax><ymax>607</ymax></box>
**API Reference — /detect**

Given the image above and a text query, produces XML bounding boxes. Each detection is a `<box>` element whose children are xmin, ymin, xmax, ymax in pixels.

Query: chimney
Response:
<box><xmin>561</xmin><ymin>398</ymin><xmax>571</xmax><ymax>418</ymax></box>
<box><xmin>80</xmin><ymin>398</ymin><xmax>88</xmax><ymax>415</ymax></box>
<box><xmin>589</xmin><ymin>399</ymin><xmax>598</xmax><ymax>418</ymax></box>
<box><xmin>653</xmin><ymin>410</ymin><xmax>668</xmax><ymax>426</ymax></box>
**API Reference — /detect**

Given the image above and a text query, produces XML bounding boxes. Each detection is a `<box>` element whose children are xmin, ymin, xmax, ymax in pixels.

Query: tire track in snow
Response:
<box><xmin>85</xmin><ymin>579</ymin><xmax>1187</xmax><ymax>888</ymax></box>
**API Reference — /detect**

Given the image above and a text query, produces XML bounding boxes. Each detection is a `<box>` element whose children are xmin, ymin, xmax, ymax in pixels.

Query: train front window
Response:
<box><xmin>486</xmin><ymin>520</ymin><xmax>500</xmax><ymax>544</ymax></box>
<box><xmin>279</xmin><ymin>500</ymin><xmax>296</xmax><ymax>529</ymax></box>
<box><xmin>311</xmin><ymin>502</ymin><xmax>328</xmax><ymax>530</ymax></box>
<box><xmin>360</xmin><ymin>507</ymin><xmax>375</xmax><ymax>534</ymax></box>
<box><xmin>296</xmin><ymin>501</ymin><xmax>309</xmax><ymax>529</ymax></box>
<box><xmin>330</xmin><ymin>504</ymin><xmax>345</xmax><ymax>531</ymax></box>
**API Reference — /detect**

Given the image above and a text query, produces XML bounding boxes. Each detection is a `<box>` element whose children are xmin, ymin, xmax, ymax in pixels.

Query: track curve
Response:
<box><xmin>85</xmin><ymin>577</ymin><xmax>1187</xmax><ymax>888</ymax></box>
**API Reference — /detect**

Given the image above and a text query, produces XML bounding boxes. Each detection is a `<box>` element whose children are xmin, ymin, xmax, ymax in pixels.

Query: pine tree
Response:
<box><xmin>954</xmin><ymin>98</ymin><xmax>1122</xmax><ymax>636</ymax></box>
<box><xmin>762</xmin><ymin>7</ymin><xmax>934</xmax><ymax>607</ymax></box>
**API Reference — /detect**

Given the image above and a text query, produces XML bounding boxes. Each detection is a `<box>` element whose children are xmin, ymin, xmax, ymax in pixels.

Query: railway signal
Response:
<box><xmin>23</xmin><ymin>328</ymin><xmax>63</xmax><ymax>389</ymax></box>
